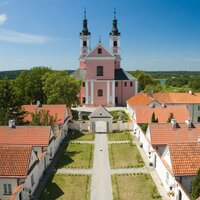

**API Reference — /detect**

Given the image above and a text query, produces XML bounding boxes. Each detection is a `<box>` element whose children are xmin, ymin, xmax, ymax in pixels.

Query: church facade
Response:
<box><xmin>72</xmin><ymin>12</ymin><xmax>138</xmax><ymax>106</ymax></box>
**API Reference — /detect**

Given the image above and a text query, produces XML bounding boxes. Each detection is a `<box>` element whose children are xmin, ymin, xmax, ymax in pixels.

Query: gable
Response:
<box><xmin>162</xmin><ymin>146</ymin><xmax>172</xmax><ymax>169</ymax></box>
<box><xmin>89</xmin><ymin>106</ymin><xmax>113</xmax><ymax>119</ymax></box>
<box><xmin>85</xmin><ymin>43</ymin><xmax>115</xmax><ymax>59</ymax></box>
<box><xmin>28</xmin><ymin>149</ymin><xmax>38</xmax><ymax>171</ymax></box>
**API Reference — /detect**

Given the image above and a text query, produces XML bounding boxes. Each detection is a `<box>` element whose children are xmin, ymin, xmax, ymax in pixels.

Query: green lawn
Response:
<box><xmin>109</xmin><ymin>143</ymin><xmax>144</xmax><ymax>168</ymax></box>
<box><xmin>70</xmin><ymin>130</ymin><xmax>95</xmax><ymax>141</ymax></box>
<box><xmin>108</xmin><ymin>131</ymin><xmax>132</xmax><ymax>141</ymax></box>
<box><xmin>109</xmin><ymin>110</ymin><xmax>130</xmax><ymax>122</ymax></box>
<box><xmin>40</xmin><ymin>174</ymin><xmax>91</xmax><ymax>200</ymax></box>
<box><xmin>112</xmin><ymin>173</ymin><xmax>162</xmax><ymax>200</ymax></box>
<box><xmin>56</xmin><ymin>143</ymin><xmax>94</xmax><ymax>169</ymax></box>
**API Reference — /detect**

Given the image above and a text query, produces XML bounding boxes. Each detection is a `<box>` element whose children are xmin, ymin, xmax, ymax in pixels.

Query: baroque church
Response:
<box><xmin>72</xmin><ymin>11</ymin><xmax>138</xmax><ymax>106</ymax></box>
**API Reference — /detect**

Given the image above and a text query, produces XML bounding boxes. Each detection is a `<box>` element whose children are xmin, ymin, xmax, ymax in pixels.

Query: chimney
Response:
<box><xmin>36</xmin><ymin>100</ymin><xmax>41</xmax><ymax>107</ymax></box>
<box><xmin>162</xmin><ymin>103</ymin><xmax>166</xmax><ymax>108</ymax></box>
<box><xmin>171</xmin><ymin>119</ymin><xmax>177</xmax><ymax>128</ymax></box>
<box><xmin>189</xmin><ymin>90</ymin><xmax>193</xmax><ymax>95</ymax></box>
<box><xmin>149</xmin><ymin>103</ymin><xmax>155</xmax><ymax>108</ymax></box>
<box><xmin>185</xmin><ymin>119</ymin><xmax>192</xmax><ymax>128</ymax></box>
<box><xmin>147</xmin><ymin>93</ymin><xmax>153</xmax><ymax>98</ymax></box>
<box><xmin>8</xmin><ymin>120</ymin><xmax>15</xmax><ymax>128</ymax></box>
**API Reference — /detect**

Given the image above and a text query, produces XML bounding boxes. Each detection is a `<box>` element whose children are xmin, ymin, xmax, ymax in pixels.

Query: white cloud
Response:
<box><xmin>0</xmin><ymin>14</ymin><xmax>7</xmax><ymax>25</ymax></box>
<box><xmin>0</xmin><ymin>29</ymin><xmax>53</xmax><ymax>44</ymax></box>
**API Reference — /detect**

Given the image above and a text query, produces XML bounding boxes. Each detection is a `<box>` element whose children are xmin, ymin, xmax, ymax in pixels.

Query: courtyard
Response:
<box><xmin>40</xmin><ymin>131</ymin><xmax>164</xmax><ymax>200</ymax></box>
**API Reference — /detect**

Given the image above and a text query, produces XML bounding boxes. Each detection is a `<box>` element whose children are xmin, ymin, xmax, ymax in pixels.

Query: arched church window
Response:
<box><xmin>83</xmin><ymin>41</ymin><xmax>87</xmax><ymax>47</ymax></box>
<box><xmin>113</xmin><ymin>41</ymin><xmax>118</xmax><ymax>47</ymax></box>
<box><xmin>97</xmin><ymin>66</ymin><xmax>104</xmax><ymax>76</ymax></box>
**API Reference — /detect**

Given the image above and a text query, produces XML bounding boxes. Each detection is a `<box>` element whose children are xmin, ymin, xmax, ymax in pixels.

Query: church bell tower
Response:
<box><xmin>80</xmin><ymin>9</ymin><xmax>91</xmax><ymax>69</ymax></box>
<box><xmin>110</xmin><ymin>9</ymin><xmax>121</xmax><ymax>68</ymax></box>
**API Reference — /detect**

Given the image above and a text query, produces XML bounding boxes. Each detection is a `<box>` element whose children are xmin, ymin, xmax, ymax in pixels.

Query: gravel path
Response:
<box><xmin>90</xmin><ymin>134</ymin><xmax>113</xmax><ymax>200</ymax></box>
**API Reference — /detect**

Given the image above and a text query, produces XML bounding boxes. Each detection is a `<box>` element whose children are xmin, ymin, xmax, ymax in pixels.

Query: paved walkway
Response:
<box><xmin>56</xmin><ymin>168</ymin><xmax>92</xmax><ymax>174</ymax></box>
<box><xmin>111</xmin><ymin>166</ymin><xmax>147</xmax><ymax>174</ymax></box>
<box><xmin>71</xmin><ymin>140</ymin><xmax>95</xmax><ymax>144</ymax></box>
<box><xmin>90</xmin><ymin>134</ymin><xmax>113</xmax><ymax>200</ymax></box>
<box><xmin>134</xmin><ymin>139</ymin><xmax>170</xmax><ymax>200</ymax></box>
<box><xmin>108</xmin><ymin>140</ymin><xmax>130</xmax><ymax>144</ymax></box>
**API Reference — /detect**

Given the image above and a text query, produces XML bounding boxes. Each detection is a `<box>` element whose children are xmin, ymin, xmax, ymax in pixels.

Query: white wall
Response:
<box><xmin>0</xmin><ymin>179</ymin><xmax>17</xmax><ymax>200</ymax></box>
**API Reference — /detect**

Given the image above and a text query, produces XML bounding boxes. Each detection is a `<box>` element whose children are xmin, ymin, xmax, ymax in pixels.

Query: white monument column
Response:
<box><xmin>112</xmin><ymin>80</ymin><xmax>115</xmax><ymax>104</ymax></box>
<box><xmin>107</xmin><ymin>81</ymin><xmax>110</xmax><ymax>104</ymax></box>
<box><xmin>91</xmin><ymin>80</ymin><xmax>94</xmax><ymax>104</ymax></box>
<box><xmin>85</xmin><ymin>80</ymin><xmax>89</xmax><ymax>104</ymax></box>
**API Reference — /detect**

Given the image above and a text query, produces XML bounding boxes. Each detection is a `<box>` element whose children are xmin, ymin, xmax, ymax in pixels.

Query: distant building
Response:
<box><xmin>127</xmin><ymin>92</ymin><xmax>200</xmax><ymax>123</ymax></box>
<box><xmin>72</xmin><ymin>11</ymin><xmax>138</xmax><ymax>106</ymax></box>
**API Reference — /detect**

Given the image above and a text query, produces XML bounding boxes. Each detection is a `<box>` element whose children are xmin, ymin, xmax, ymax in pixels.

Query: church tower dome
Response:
<box><xmin>110</xmin><ymin>9</ymin><xmax>121</xmax><ymax>69</ymax></box>
<box><xmin>80</xmin><ymin>9</ymin><xmax>91</xmax><ymax>69</ymax></box>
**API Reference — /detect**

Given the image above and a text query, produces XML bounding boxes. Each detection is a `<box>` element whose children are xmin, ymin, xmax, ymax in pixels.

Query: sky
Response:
<box><xmin>0</xmin><ymin>0</ymin><xmax>200</xmax><ymax>71</ymax></box>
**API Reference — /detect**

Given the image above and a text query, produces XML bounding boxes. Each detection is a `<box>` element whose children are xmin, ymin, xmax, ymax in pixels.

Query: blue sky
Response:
<box><xmin>0</xmin><ymin>0</ymin><xmax>200</xmax><ymax>71</ymax></box>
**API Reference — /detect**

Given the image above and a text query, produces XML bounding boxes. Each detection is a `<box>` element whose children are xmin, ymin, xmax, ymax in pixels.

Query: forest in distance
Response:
<box><xmin>1</xmin><ymin>69</ymin><xmax>200</xmax><ymax>80</ymax></box>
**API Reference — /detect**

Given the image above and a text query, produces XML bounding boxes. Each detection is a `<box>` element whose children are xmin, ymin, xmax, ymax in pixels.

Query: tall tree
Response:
<box><xmin>30</xmin><ymin>109</ymin><xmax>57</xmax><ymax>126</ymax></box>
<box><xmin>167</xmin><ymin>113</ymin><xmax>174</xmax><ymax>122</ymax></box>
<box><xmin>0</xmin><ymin>77</ymin><xmax>24</xmax><ymax>125</ymax></box>
<box><xmin>191</xmin><ymin>168</ymin><xmax>200</xmax><ymax>200</ymax></box>
<box><xmin>43</xmin><ymin>71</ymin><xmax>81</xmax><ymax>106</ymax></box>
<box><xmin>14</xmin><ymin>67</ymin><xmax>51</xmax><ymax>104</ymax></box>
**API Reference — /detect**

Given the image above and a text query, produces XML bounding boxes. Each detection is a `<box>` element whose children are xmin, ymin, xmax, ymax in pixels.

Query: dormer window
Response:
<box><xmin>83</xmin><ymin>41</ymin><xmax>87</xmax><ymax>47</ymax></box>
<box><xmin>97</xmin><ymin>66</ymin><xmax>104</xmax><ymax>76</ymax></box>
<box><xmin>98</xmin><ymin>48</ymin><xmax>102</xmax><ymax>54</ymax></box>
<box><xmin>113</xmin><ymin>41</ymin><xmax>118</xmax><ymax>47</ymax></box>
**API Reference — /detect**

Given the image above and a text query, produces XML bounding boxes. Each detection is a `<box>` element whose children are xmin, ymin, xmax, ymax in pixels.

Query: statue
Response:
<box><xmin>78</xmin><ymin>111</ymin><xmax>82</xmax><ymax>120</ymax></box>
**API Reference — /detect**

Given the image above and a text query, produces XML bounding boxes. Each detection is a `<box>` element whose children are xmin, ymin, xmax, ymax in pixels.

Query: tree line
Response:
<box><xmin>131</xmin><ymin>70</ymin><xmax>200</xmax><ymax>93</ymax></box>
<box><xmin>0</xmin><ymin>67</ymin><xmax>81</xmax><ymax>125</ymax></box>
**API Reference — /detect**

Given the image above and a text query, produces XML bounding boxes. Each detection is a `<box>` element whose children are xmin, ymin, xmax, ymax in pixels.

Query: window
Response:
<box><xmin>124</xmin><ymin>82</ymin><xmax>127</xmax><ymax>87</ymax></box>
<box><xmin>198</xmin><ymin>106</ymin><xmax>200</xmax><ymax>111</ymax></box>
<box><xmin>130</xmin><ymin>82</ymin><xmax>133</xmax><ymax>87</ymax></box>
<box><xmin>98</xmin><ymin>48</ymin><xmax>102</xmax><ymax>54</ymax></box>
<box><xmin>4</xmin><ymin>184</ymin><xmax>12</xmax><ymax>194</ymax></box>
<box><xmin>115</xmin><ymin>82</ymin><xmax>118</xmax><ymax>87</ymax></box>
<box><xmin>31</xmin><ymin>174</ymin><xmax>34</xmax><ymax>186</ymax></box>
<box><xmin>113</xmin><ymin>41</ymin><xmax>118</xmax><ymax>47</ymax></box>
<box><xmin>83</xmin><ymin>41</ymin><xmax>87</xmax><ymax>47</ymax></box>
<box><xmin>198</xmin><ymin>117</ymin><xmax>200</xmax><ymax>122</ymax></box>
<box><xmin>98</xmin><ymin>89</ymin><xmax>103</xmax><ymax>97</ymax></box>
<box><xmin>96</xmin><ymin>66</ymin><xmax>104</xmax><ymax>76</ymax></box>
<box><xmin>82</xmin><ymin>97</ymin><xmax>86</xmax><ymax>103</ymax></box>
<box><xmin>115</xmin><ymin>97</ymin><xmax>118</xmax><ymax>104</ymax></box>
<box><xmin>82</xmin><ymin>82</ymin><xmax>85</xmax><ymax>87</ymax></box>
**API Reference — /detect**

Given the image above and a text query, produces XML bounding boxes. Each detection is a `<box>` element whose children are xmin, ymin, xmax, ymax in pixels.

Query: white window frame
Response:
<box><xmin>3</xmin><ymin>184</ymin><xmax>12</xmax><ymax>194</ymax></box>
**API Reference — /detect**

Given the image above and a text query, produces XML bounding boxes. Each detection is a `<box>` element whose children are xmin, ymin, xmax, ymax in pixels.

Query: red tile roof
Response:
<box><xmin>0</xmin><ymin>145</ymin><xmax>32</xmax><ymax>177</ymax></box>
<box><xmin>149</xmin><ymin>123</ymin><xmax>200</xmax><ymax>146</ymax></box>
<box><xmin>135</xmin><ymin>105</ymin><xmax>190</xmax><ymax>123</ymax></box>
<box><xmin>153</xmin><ymin>92</ymin><xmax>200</xmax><ymax>104</ymax></box>
<box><xmin>127</xmin><ymin>92</ymin><xmax>200</xmax><ymax>108</ymax></box>
<box><xmin>127</xmin><ymin>93</ymin><xmax>154</xmax><ymax>108</ymax></box>
<box><xmin>23</xmin><ymin>104</ymin><xmax>70</xmax><ymax>125</ymax></box>
<box><xmin>0</xmin><ymin>126</ymin><xmax>51</xmax><ymax>146</ymax></box>
<box><xmin>168</xmin><ymin>142</ymin><xmax>200</xmax><ymax>176</ymax></box>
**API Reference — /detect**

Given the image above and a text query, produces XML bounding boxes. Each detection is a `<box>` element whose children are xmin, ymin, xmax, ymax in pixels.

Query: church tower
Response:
<box><xmin>110</xmin><ymin>9</ymin><xmax>121</xmax><ymax>69</ymax></box>
<box><xmin>80</xmin><ymin>9</ymin><xmax>91</xmax><ymax>69</ymax></box>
